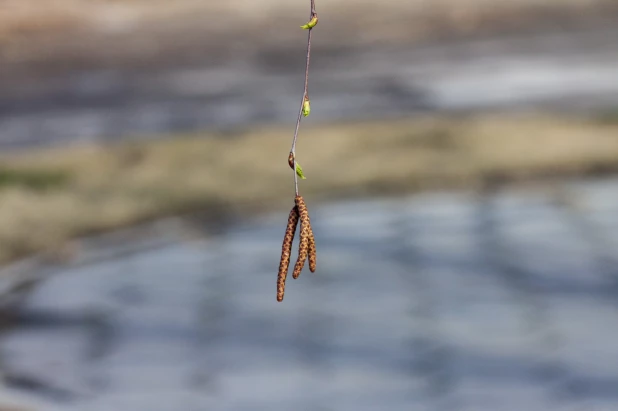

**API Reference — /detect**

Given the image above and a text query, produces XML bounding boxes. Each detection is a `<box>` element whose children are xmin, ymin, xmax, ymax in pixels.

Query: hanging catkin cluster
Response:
<box><xmin>276</xmin><ymin>195</ymin><xmax>317</xmax><ymax>302</ymax></box>
<box><xmin>276</xmin><ymin>1</ymin><xmax>318</xmax><ymax>302</ymax></box>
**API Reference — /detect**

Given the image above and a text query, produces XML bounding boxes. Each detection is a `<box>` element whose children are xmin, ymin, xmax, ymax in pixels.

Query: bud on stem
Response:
<box><xmin>301</xmin><ymin>14</ymin><xmax>318</xmax><ymax>29</ymax></box>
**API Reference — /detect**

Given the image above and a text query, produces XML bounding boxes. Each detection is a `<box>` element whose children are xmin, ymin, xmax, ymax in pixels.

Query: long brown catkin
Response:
<box><xmin>308</xmin><ymin>225</ymin><xmax>317</xmax><ymax>273</ymax></box>
<box><xmin>277</xmin><ymin>205</ymin><xmax>300</xmax><ymax>302</ymax></box>
<box><xmin>293</xmin><ymin>195</ymin><xmax>311</xmax><ymax>279</ymax></box>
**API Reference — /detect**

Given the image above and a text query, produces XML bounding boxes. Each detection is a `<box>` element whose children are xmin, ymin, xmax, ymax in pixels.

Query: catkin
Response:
<box><xmin>293</xmin><ymin>195</ymin><xmax>311</xmax><ymax>279</ymax></box>
<box><xmin>308</xmin><ymin>225</ymin><xmax>317</xmax><ymax>273</ymax></box>
<box><xmin>277</xmin><ymin>205</ymin><xmax>300</xmax><ymax>302</ymax></box>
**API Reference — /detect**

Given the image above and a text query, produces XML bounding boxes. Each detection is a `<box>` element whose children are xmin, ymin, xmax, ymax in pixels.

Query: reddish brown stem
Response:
<box><xmin>290</xmin><ymin>0</ymin><xmax>317</xmax><ymax>196</ymax></box>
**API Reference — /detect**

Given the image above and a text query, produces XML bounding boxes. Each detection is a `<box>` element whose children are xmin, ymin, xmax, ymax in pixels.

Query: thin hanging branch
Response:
<box><xmin>276</xmin><ymin>0</ymin><xmax>319</xmax><ymax>302</ymax></box>
<box><xmin>289</xmin><ymin>0</ymin><xmax>317</xmax><ymax>195</ymax></box>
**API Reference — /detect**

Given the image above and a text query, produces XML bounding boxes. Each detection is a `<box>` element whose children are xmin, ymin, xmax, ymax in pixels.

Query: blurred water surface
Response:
<box><xmin>1</xmin><ymin>178</ymin><xmax>618</xmax><ymax>410</ymax></box>
<box><xmin>2</xmin><ymin>28</ymin><xmax>618</xmax><ymax>148</ymax></box>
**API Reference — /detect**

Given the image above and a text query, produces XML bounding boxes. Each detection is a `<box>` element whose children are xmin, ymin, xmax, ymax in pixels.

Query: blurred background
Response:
<box><xmin>1</xmin><ymin>0</ymin><xmax>618</xmax><ymax>410</ymax></box>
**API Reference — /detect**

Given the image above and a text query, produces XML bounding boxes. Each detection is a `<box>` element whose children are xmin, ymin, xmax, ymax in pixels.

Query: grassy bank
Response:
<box><xmin>0</xmin><ymin>113</ymin><xmax>617</xmax><ymax>265</ymax></box>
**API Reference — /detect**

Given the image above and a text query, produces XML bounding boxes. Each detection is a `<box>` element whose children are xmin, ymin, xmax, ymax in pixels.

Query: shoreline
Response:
<box><xmin>1</xmin><ymin>171</ymin><xmax>615</xmax><ymax>282</ymax></box>
<box><xmin>0</xmin><ymin>113</ymin><xmax>617</xmax><ymax>267</ymax></box>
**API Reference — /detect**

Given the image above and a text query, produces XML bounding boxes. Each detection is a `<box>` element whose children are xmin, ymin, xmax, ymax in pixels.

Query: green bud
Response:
<box><xmin>302</xmin><ymin>97</ymin><xmax>311</xmax><ymax>117</ymax></box>
<box><xmin>301</xmin><ymin>15</ymin><xmax>318</xmax><ymax>29</ymax></box>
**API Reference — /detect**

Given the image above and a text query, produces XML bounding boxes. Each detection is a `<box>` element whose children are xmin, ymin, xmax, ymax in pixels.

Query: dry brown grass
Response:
<box><xmin>0</xmin><ymin>113</ymin><xmax>617</xmax><ymax>265</ymax></box>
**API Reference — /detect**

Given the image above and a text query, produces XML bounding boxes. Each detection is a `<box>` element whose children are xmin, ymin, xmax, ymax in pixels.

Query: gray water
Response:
<box><xmin>2</xmin><ymin>28</ymin><xmax>618</xmax><ymax>148</ymax></box>
<box><xmin>1</xmin><ymin>178</ymin><xmax>618</xmax><ymax>410</ymax></box>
